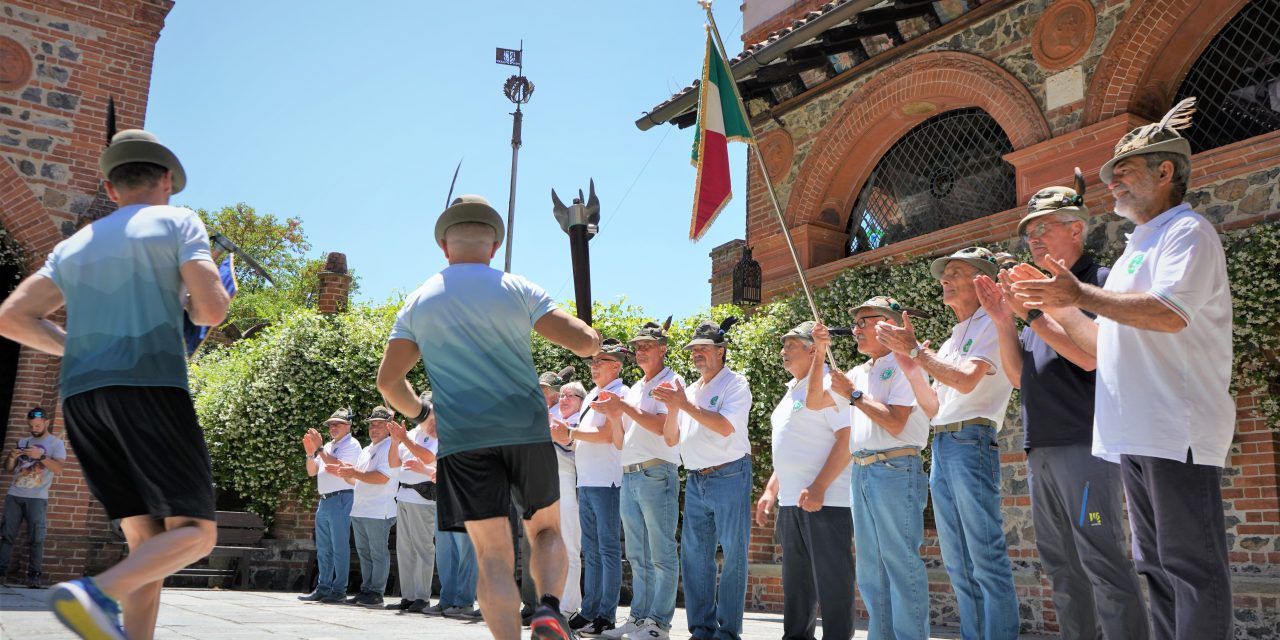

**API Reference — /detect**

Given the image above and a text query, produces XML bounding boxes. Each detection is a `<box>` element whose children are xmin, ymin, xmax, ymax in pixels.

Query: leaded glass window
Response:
<box><xmin>847</xmin><ymin>108</ymin><xmax>1016</xmax><ymax>255</ymax></box>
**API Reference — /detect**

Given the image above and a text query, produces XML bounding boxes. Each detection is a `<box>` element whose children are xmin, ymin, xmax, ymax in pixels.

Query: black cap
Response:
<box><xmin>27</xmin><ymin>407</ymin><xmax>46</xmax><ymax>420</ymax></box>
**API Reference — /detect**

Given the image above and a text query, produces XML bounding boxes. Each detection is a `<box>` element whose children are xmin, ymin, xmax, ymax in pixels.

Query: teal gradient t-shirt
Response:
<box><xmin>36</xmin><ymin>204</ymin><xmax>211</xmax><ymax>397</ymax></box>
<box><xmin>390</xmin><ymin>263</ymin><xmax>556</xmax><ymax>457</ymax></box>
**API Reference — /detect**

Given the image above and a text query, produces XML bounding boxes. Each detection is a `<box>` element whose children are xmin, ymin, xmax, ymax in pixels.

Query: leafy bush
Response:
<box><xmin>191</xmin><ymin>222</ymin><xmax>1280</xmax><ymax>518</ymax></box>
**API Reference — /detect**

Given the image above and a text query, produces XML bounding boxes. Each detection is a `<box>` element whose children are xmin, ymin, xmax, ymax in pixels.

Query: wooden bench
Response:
<box><xmin>167</xmin><ymin>511</ymin><xmax>266</xmax><ymax>589</ymax></box>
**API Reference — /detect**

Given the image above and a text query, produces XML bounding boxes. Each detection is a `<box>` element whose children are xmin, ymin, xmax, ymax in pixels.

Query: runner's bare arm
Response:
<box><xmin>180</xmin><ymin>259</ymin><xmax>230</xmax><ymax>327</ymax></box>
<box><xmin>534</xmin><ymin>309</ymin><xmax>602</xmax><ymax>357</ymax></box>
<box><xmin>377</xmin><ymin>339</ymin><xmax>425</xmax><ymax>419</ymax></box>
<box><xmin>0</xmin><ymin>275</ymin><xmax>66</xmax><ymax>356</ymax></box>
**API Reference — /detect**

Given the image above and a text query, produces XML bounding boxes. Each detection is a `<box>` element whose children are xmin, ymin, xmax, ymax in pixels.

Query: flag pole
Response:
<box><xmin>699</xmin><ymin>1</ymin><xmax>838</xmax><ymax>370</ymax></box>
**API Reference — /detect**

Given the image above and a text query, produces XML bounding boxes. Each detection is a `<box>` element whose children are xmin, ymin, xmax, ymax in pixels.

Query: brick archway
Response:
<box><xmin>786</xmin><ymin>51</ymin><xmax>1050</xmax><ymax>232</ymax></box>
<box><xmin>1083</xmin><ymin>0</ymin><xmax>1252</xmax><ymax>125</ymax></box>
<box><xmin>0</xmin><ymin>158</ymin><xmax>61</xmax><ymax>272</ymax></box>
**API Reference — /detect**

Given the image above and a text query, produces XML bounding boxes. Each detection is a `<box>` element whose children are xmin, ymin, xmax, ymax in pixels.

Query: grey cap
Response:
<box><xmin>325</xmin><ymin>407</ymin><xmax>354</xmax><ymax>425</ymax></box>
<box><xmin>366</xmin><ymin>406</ymin><xmax>395</xmax><ymax>422</ymax></box>
<box><xmin>99</xmin><ymin>129</ymin><xmax>187</xmax><ymax>194</ymax></box>
<box><xmin>434</xmin><ymin>195</ymin><xmax>505</xmax><ymax>247</ymax></box>
<box><xmin>780</xmin><ymin>321</ymin><xmax>816</xmax><ymax>344</ymax></box>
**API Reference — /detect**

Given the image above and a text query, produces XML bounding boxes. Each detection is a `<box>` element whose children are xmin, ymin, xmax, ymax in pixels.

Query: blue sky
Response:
<box><xmin>146</xmin><ymin>1</ymin><xmax>751</xmax><ymax>319</ymax></box>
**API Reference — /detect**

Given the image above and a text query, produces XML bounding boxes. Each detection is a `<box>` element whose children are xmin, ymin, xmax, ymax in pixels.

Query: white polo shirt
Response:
<box><xmin>770</xmin><ymin>370</ymin><xmax>850</xmax><ymax>507</ymax></box>
<box><xmin>677</xmin><ymin>367</ymin><xmax>753</xmax><ymax>471</ymax></box>
<box><xmin>1094</xmin><ymin>204</ymin><xmax>1235</xmax><ymax>466</ymax></box>
<box><xmin>835</xmin><ymin>353</ymin><xmax>931</xmax><ymax>451</ymax></box>
<box><xmin>315</xmin><ymin>433</ymin><xmax>361</xmax><ymax>495</ymax></box>
<box><xmin>395</xmin><ymin>426</ymin><xmax>439</xmax><ymax>505</ymax></box>
<box><xmin>622</xmin><ymin>366</ymin><xmax>684</xmax><ymax>466</ymax></box>
<box><xmin>930</xmin><ymin>311</ymin><xmax>1014</xmax><ymax>431</ymax></box>
<box><xmin>576</xmin><ymin>378</ymin><xmax>627</xmax><ymax>488</ymax></box>
<box><xmin>350</xmin><ymin>437</ymin><xmax>398</xmax><ymax>519</ymax></box>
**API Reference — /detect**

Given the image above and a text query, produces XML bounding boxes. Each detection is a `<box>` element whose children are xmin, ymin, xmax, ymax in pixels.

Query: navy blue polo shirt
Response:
<box><xmin>1020</xmin><ymin>255</ymin><xmax>1109</xmax><ymax>449</ymax></box>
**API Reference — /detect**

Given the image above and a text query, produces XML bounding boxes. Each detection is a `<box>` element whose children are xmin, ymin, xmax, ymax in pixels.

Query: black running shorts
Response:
<box><xmin>436</xmin><ymin>441</ymin><xmax>560</xmax><ymax>532</ymax></box>
<box><xmin>62</xmin><ymin>385</ymin><xmax>215</xmax><ymax>522</ymax></box>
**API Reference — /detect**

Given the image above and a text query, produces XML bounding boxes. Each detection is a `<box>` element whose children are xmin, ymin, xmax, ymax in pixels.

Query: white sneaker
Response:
<box><xmin>601</xmin><ymin>617</ymin><xmax>641</xmax><ymax>639</ymax></box>
<box><xmin>632</xmin><ymin>619</ymin><xmax>669</xmax><ymax>639</ymax></box>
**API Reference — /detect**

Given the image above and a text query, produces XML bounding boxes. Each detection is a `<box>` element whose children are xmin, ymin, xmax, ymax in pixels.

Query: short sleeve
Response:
<box><xmin>964</xmin><ymin>319</ymin><xmax>1000</xmax><ymax>374</ymax></box>
<box><xmin>389</xmin><ymin>300</ymin><xmax>417</xmax><ymax>343</ymax></box>
<box><xmin>423</xmin><ymin>436</ymin><xmax>439</xmax><ymax>455</ymax></box>
<box><xmin>177</xmin><ymin>209</ymin><xmax>213</xmax><ymax>264</ymax></box>
<box><xmin>821</xmin><ymin>404</ymin><xmax>849</xmax><ymax>433</ymax></box>
<box><xmin>521</xmin><ymin>276</ymin><xmax>556</xmax><ymax>323</ymax></box>
<box><xmin>50</xmin><ymin>438</ymin><xmax>67</xmax><ymax>461</ymax></box>
<box><xmin>716</xmin><ymin>374</ymin><xmax>753</xmax><ymax>434</ymax></box>
<box><xmin>34</xmin><ymin>243</ymin><xmax>63</xmax><ymax>288</ymax></box>
<box><xmin>1148</xmin><ymin>219</ymin><xmax>1223</xmax><ymax>326</ymax></box>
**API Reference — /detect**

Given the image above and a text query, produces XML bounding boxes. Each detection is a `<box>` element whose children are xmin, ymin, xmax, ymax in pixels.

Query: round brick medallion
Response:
<box><xmin>0</xmin><ymin>37</ymin><xmax>33</xmax><ymax>92</ymax></box>
<box><xmin>759</xmin><ymin>129</ymin><xmax>794</xmax><ymax>183</ymax></box>
<box><xmin>1032</xmin><ymin>0</ymin><xmax>1096</xmax><ymax>71</ymax></box>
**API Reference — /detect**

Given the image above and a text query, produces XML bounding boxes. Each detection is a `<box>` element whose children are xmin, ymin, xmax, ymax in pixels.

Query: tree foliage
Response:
<box><xmin>192</xmin><ymin>203</ymin><xmax>355</xmax><ymax>331</ymax></box>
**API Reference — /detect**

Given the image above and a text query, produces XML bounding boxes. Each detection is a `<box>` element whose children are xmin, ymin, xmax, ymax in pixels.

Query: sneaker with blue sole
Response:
<box><xmin>50</xmin><ymin>577</ymin><xmax>126</xmax><ymax>640</ymax></box>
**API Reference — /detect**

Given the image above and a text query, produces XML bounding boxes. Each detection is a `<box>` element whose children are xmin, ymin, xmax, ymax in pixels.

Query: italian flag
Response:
<box><xmin>690</xmin><ymin>30</ymin><xmax>754</xmax><ymax>241</ymax></box>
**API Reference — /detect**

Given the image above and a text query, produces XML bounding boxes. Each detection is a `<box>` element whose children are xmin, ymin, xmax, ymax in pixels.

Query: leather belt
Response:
<box><xmin>694</xmin><ymin>456</ymin><xmax>747</xmax><ymax>476</ymax></box>
<box><xmin>854</xmin><ymin>447</ymin><xmax>920</xmax><ymax>466</ymax></box>
<box><xmin>319</xmin><ymin>489</ymin><xmax>352</xmax><ymax>500</ymax></box>
<box><xmin>934</xmin><ymin>417</ymin><xmax>997</xmax><ymax>433</ymax></box>
<box><xmin>623</xmin><ymin>458</ymin><xmax>668</xmax><ymax>474</ymax></box>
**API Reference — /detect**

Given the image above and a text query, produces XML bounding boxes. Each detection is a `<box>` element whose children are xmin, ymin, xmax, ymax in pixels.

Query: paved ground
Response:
<box><xmin>1</xmin><ymin>584</ymin><xmax>1050</xmax><ymax>639</ymax></box>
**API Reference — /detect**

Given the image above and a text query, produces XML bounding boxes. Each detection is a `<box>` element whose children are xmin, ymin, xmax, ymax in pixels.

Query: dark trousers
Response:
<box><xmin>776</xmin><ymin>506</ymin><xmax>855</xmax><ymax>640</ymax></box>
<box><xmin>0</xmin><ymin>495</ymin><xmax>47</xmax><ymax>579</ymax></box>
<box><xmin>1029</xmin><ymin>445</ymin><xmax>1148</xmax><ymax>640</ymax></box>
<box><xmin>1121</xmin><ymin>453</ymin><xmax>1232</xmax><ymax>640</ymax></box>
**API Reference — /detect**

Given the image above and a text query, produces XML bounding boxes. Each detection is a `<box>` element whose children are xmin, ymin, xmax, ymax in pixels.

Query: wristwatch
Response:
<box><xmin>849</xmin><ymin>390</ymin><xmax>864</xmax><ymax>404</ymax></box>
<box><xmin>1026</xmin><ymin>309</ymin><xmax>1044</xmax><ymax>323</ymax></box>
<box><xmin>907</xmin><ymin>345</ymin><xmax>921</xmax><ymax>360</ymax></box>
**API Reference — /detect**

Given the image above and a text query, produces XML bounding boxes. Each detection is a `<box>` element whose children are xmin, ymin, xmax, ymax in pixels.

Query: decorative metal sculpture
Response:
<box><xmin>551</xmin><ymin>180</ymin><xmax>601</xmax><ymax>325</ymax></box>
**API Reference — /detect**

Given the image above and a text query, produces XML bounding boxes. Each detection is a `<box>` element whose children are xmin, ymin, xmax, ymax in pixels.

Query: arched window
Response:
<box><xmin>1173</xmin><ymin>0</ymin><xmax>1280</xmax><ymax>153</ymax></box>
<box><xmin>846</xmin><ymin>108</ymin><xmax>1015</xmax><ymax>255</ymax></box>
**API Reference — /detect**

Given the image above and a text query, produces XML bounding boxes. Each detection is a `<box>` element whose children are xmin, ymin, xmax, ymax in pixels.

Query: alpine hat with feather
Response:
<box><xmin>1099</xmin><ymin>97</ymin><xmax>1197</xmax><ymax>183</ymax></box>
<box><xmin>1018</xmin><ymin>168</ymin><xmax>1090</xmax><ymax>237</ymax></box>
<box><xmin>99</xmin><ymin>96</ymin><xmax>186</xmax><ymax>194</ymax></box>
<box><xmin>630</xmin><ymin>316</ymin><xmax>673</xmax><ymax>344</ymax></box>
<box><xmin>684</xmin><ymin>317</ymin><xmax>739</xmax><ymax>349</ymax></box>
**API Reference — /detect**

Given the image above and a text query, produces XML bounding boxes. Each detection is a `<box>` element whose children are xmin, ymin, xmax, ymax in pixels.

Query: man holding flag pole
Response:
<box><xmin>691</xmin><ymin>1</ymin><xmax>840</xmax><ymax>373</ymax></box>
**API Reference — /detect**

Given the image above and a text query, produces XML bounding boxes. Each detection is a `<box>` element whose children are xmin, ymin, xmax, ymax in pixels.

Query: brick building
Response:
<box><xmin>642</xmin><ymin>0</ymin><xmax>1279</xmax><ymax>634</ymax></box>
<box><xmin>0</xmin><ymin>0</ymin><xmax>174</xmax><ymax>582</ymax></box>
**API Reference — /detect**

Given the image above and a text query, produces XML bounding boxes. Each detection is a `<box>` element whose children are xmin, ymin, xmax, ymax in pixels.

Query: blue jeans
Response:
<box><xmin>621</xmin><ymin>462</ymin><xmax>680</xmax><ymax>627</ymax></box>
<box><xmin>579</xmin><ymin>485</ymin><xmax>622</xmax><ymax>621</ymax></box>
<box><xmin>682</xmin><ymin>456</ymin><xmax>751</xmax><ymax>640</ymax></box>
<box><xmin>350</xmin><ymin>516</ymin><xmax>395</xmax><ymax>596</ymax></box>
<box><xmin>931</xmin><ymin>425</ymin><xmax>1019</xmax><ymax>640</ymax></box>
<box><xmin>312</xmin><ymin>492</ymin><xmax>352</xmax><ymax>596</ymax></box>
<box><xmin>435</xmin><ymin>526</ymin><xmax>477</xmax><ymax>607</ymax></box>
<box><xmin>852</xmin><ymin>449</ymin><xmax>930</xmax><ymax>640</ymax></box>
<box><xmin>0</xmin><ymin>495</ymin><xmax>47</xmax><ymax>579</ymax></box>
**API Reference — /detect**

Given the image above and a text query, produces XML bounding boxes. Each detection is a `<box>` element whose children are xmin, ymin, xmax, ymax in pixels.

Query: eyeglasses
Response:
<box><xmin>1022</xmin><ymin>220</ymin><xmax>1069</xmax><ymax>241</ymax></box>
<box><xmin>854</xmin><ymin>315</ymin><xmax>885</xmax><ymax>329</ymax></box>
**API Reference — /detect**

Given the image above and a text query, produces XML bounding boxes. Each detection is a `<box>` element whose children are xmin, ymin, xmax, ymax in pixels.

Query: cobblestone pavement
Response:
<box><xmin>1</xmin><ymin>584</ymin><xmax>1051</xmax><ymax>639</ymax></box>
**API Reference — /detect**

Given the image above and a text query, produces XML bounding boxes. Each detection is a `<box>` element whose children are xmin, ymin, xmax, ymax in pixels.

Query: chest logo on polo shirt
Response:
<box><xmin>962</xmin><ymin>339</ymin><xmax>973</xmax><ymax>353</ymax></box>
<box><xmin>791</xmin><ymin>399</ymin><xmax>803</xmax><ymax>412</ymax></box>
<box><xmin>880</xmin><ymin>368</ymin><xmax>895</xmax><ymax>380</ymax></box>
<box><xmin>1126</xmin><ymin>252</ymin><xmax>1146</xmax><ymax>274</ymax></box>
<box><xmin>710</xmin><ymin>395</ymin><xmax>719</xmax><ymax>406</ymax></box>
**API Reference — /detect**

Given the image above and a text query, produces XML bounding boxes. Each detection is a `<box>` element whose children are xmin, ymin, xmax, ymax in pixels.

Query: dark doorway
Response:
<box><xmin>0</xmin><ymin>261</ymin><xmax>21</xmax><ymax>443</ymax></box>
